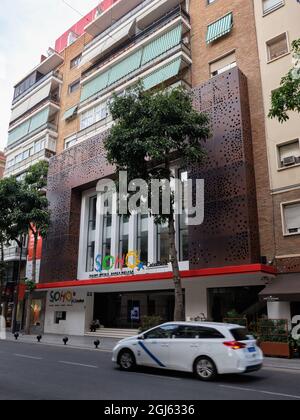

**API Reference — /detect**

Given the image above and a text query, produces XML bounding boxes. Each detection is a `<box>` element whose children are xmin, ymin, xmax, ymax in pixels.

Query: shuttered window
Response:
<box><xmin>206</xmin><ymin>13</ymin><xmax>233</xmax><ymax>44</ymax></box>
<box><xmin>283</xmin><ymin>203</ymin><xmax>300</xmax><ymax>234</ymax></box>
<box><xmin>142</xmin><ymin>58</ymin><xmax>181</xmax><ymax>91</ymax></box>
<box><xmin>142</xmin><ymin>25</ymin><xmax>182</xmax><ymax>65</ymax></box>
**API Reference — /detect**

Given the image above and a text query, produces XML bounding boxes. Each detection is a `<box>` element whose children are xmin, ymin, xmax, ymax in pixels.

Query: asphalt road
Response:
<box><xmin>0</xmin><ymin>340</ymin><xmax>300</xmax><ymax>400</ymax></box>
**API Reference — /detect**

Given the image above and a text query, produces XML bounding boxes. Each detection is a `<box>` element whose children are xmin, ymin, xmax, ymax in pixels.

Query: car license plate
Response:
<box><xmin>248</xmin><ymin>347</ymin><xmax>256</xmax><ymax>353</ymax></box>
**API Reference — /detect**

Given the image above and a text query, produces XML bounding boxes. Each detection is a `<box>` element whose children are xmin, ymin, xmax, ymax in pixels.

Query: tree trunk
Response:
<box><xmin>25</xmin><ymin>231</ymin><xmax>38</xmax><ymax>334</ymax></box>
<box><xmin>168</xmin><ymin>211</ymin><xmax>185</xmax><ymax>321</ymax></box>
<box><xmin>25</xmin><ymin>292</ymin><xmax>32</xmax><ymax>335</ymax></box>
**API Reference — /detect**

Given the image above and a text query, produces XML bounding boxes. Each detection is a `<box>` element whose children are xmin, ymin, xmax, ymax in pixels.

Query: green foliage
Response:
<box><xmin>105</xmin><ymin>85</ymin><xmax>210</xmax><ymax>183</ymax></box>
<box><xmin>269</xmin><ymin>39</ymin><xmax>300</xmax><ymax>122</ymax></box>
<box><xmin>25</xmin><ymin>278</ymin><xmax>36</xmax><ymax>293</ymax></box>
<box><xmin>258</xmin><ymin>319</ymin><xmax>289</xmax><ymax>343</ymax></box>
<box><xmin>139</xmin><ymin>315</ymin><xmax>164</xmax><ymax>333</ymax></box>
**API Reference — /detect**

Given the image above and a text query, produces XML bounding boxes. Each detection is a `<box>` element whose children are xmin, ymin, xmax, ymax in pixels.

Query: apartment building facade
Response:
<box><xmin>4</xmin><ymin>0</ymin><xmax>298</xmax><ymax>335</ymax></box>
<box><xmin>253</xmin><ymin>0</ymin><xmax>300</xmax><ymax>320</ymax></box>
<box><xmin>0</xmin><ymin>151</ymin><xmax>5</xmax><ymax>178</ymax></box>
<box><xmin>21</xmin><ymin>0</ymin><xmax>278</xmax><ymax>337</ymax></box>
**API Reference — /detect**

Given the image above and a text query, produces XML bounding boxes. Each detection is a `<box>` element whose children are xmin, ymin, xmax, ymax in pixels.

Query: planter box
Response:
<box><xmin>260</xmin><ymin>341</ymin><xmax>292</xmax><ymax>358</ymax></box>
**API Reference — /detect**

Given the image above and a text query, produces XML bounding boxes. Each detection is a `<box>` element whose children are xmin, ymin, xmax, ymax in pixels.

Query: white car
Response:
<box><xmin>112</xmin><ymin>322</ymin><xmax>263</xmax><ymax>381</ymax></box>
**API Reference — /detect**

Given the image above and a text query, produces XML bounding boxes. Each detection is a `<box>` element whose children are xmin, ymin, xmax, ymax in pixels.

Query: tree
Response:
<box><xmin>104</xmin><ymin>86</ymin><xmax>210</xmax><ymax>321</ymax></box>
<box><xmin>21</xmin><ymin>161</ymin><xmax>50</xmax><ymax>334</ymax></box>
<box><xmin>0</xmin><ymin>177</ymin><xmax>24</xmax><ymax>317</ymax></box>
<box><xmin>269</xmin><ymin>39</ymin><xmax>300</xmax><ymax>122</ymax></box>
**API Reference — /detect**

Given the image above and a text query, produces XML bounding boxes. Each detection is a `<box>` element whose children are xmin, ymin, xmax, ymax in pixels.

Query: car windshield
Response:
<box><xmin>230</xmin><ymin>328</ymin><xmax>254</xmax><ymax>341</ymax></box>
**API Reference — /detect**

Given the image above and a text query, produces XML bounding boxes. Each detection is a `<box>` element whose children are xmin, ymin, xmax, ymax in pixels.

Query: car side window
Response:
<box><xmin>144</xmin><ymin>325</ymin><xmax>178</xmax><ymax>339</ymax></box>
<box><xmin>174</xmin><ymin>326</ymin><xmax>225</xmax><ymax>339</ymax></box>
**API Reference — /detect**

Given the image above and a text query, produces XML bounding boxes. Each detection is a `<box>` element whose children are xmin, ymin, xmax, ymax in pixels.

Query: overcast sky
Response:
<box><xmin>0</xmin><ymin>0</ymin><xmax>99</xmax><ymax>151</ymax></box>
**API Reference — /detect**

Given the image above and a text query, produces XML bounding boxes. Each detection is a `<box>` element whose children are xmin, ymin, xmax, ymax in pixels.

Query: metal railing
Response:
<box><xmin>3</xmin><ymin>247</ymin><xmax>28</xmax><ymax>261</ymax></box>
<box><xmin>82</xmin><ymin>5</ymin><xmax>190</xmax><ymax>80</ymax></box>
<box><xmin>12</xmin><ymin>70</ymin><xmax>63</xmax><ymax>106</ymax></box>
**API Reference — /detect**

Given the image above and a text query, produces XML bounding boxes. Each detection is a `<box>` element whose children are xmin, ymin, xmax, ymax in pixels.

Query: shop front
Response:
<box><xmin>37</xmin><ymin>264</ymin><xmax>276</xmax><ymax>336</ymax></box>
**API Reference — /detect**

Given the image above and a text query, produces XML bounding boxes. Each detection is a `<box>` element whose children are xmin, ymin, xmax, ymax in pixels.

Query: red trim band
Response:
<box><xmin>36</xmin><ymin>264</ymin><xmax>276</xmax><ymax>290</ymax></box>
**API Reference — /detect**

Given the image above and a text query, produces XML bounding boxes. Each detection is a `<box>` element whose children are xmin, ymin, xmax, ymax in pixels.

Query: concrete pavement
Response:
<box><xmin>1</xmin><ymin>340</ymin><xmax>300</xmax><ymax>400</ymax></box>
<box><xmin>5</xmin><ymin>332</ymin><xmax>300</xmax><ymax>373</ymax></box>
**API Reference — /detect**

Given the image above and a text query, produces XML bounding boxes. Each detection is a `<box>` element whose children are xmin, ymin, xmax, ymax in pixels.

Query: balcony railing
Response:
<box><xmin>80</xmin><ymin>41</ymin><xmax>190</xmax><ymax>107</ymax></box>
<box><xmin>82</xmin><ymin>5</ymin><xmax>190</xmax><ymax>80</ymax></box>
<box><xmin>5</xmin><ymin>148</ymin><xmax>56</xmax><ymax>178</ymax></box>
<box><xmin>10</xmin><ymin>94</ymin><xmax>60</xmax><ymax>128</ymax></box>
<box><xmin>12</xmin><ymin>70</ymin><xmax>63</xmax><ymax>106</ymax></box>
<box><xmin>4</xmin><ymin>246</ymin><xmax>28</xmax><ymax>261</ymax></box>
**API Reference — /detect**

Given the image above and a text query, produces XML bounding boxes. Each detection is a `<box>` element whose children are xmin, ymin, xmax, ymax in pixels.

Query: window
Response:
<box><xmin>267</xmin><ymin>33</ymin><xmax>289</xmax><ymax>61</ymax></box>
<box><xmin>263</xmin><ymin>0</ymin><xmax>284</xmax><ymax>15</ymax></box>
<box><xmin>144</xmin><ymin>325</ymin><xmax>178</xmax><ymax>339</ymax></box>
<box><xmin>175</xmin><ymin>326</ymin><xmax>225</xmax><ymax>339</ymax></box>
<box><xmin>69</xmin><ymin>79</ymin><xmax>80</xmax><ymax>94</ymax></box>
<box><xmin>157</xmin><ymin>222</ymin><xmax>169</xmax><ymax>265</ymax></box>
<box><xmin>119</xmin><ymin>214</ymin><xmax>129</xmax><ymax>257</ymax></box>
<box><xmin>282</xmin><ymin>202</ymin><xmax>300</xmax><ymax>235</ymax></box>
<box><xmin>86</xmin><ymin>196</ymin><xmax>97</xmax><ymax>272</ymax></box>
<box><xmin>65</xmin><ymin>135</ymin><xmax>77</xmax><ymax>149</ymax></box>
<box><xmin>230</xmin><ymin>328</ymin><xmax>253</xmax><ymax>341</ymax></box>
<box><xmin>210</xmin><ymin>52</ymin><xmax>236</xmax><ymax>77</ymax></box>
<box><xmin>70</xmin><ymin>54</ymin><xmax>82</xmax><ymax>69</ymax></box>
<box><xmin>80</xmin><ymin>102</ymin><xmax>107</xmax><ymax>130</ymax></box>
<box><xmin>137</xmin><ymin>214</ymin><xmax>149</xmax><ymax>264</ymax></box>
<box><xmin>178</xmin><ymin>170</ymin><xmax>189</xmax><ymax>261</ymax></box>
<box><xmin>55</xmin><ymin>311</ymin><xmax>66</xmax><ymax>324</ymax></box>
<box><xmin>102</xmin><ymin>198</ymin><xmax>112</xmax><ymax>259</ymax></box>
<box><xmin>278</xmin><ymin>140</ymin><xmax>300</xmax><ymax>168</ymax></box>
<box><xmin>34</xmin><ymin>138</ymin><xmax>46</xmax><ymax>154</ymax></box>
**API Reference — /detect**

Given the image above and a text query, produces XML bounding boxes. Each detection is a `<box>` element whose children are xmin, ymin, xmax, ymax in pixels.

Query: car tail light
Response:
<box><xmin>223</xmin><ymin>341</ymin><xmax>246</xmax><ymax>350</ymax></box>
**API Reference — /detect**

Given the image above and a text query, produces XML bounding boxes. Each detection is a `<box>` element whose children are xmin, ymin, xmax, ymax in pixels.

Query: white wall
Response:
<box><xmin>44</xmin><ymin>289</ymin><xmax>87</xmax><ymax>336</ymax></box>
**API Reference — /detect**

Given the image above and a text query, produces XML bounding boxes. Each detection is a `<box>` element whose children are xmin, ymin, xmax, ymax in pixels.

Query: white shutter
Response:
<box><xmin>284</xmin><ymin>203</ymin><xmax>300</xmax><ymax>230</ymax></box>
<box><xmin>279</xmin><ymin>141</ymin><xmax>299</xmax><ymax>160</ymax></box>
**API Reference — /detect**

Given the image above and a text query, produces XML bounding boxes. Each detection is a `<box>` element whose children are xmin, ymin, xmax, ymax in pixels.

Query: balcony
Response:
<box><xmin>5</xmin><ymin>142</ymin><xmax>56</xmax><ymax>178</ymax></box>
<box><xmin>7</xmin><ymin>104</ymin><xmax>59</xmax><ymax>151</ymax></box>
<box><xmin>4</xmin><ymin>246</ymin><xmax>28</xmax><ymax>262</ymax></box>
<box><xmin>80</xmin><ymin>40</ymin><xmax>191</xmax><ymax>108</ymax></box>
<box><xmin>12</xmin><ymin>70</ymin><xmax>62</xmax><ymax>107</ymax></box>
<box><xmin>82</xmin><ymin>3</ymin><xmax>190</xmax><ymax>78</ymax></box>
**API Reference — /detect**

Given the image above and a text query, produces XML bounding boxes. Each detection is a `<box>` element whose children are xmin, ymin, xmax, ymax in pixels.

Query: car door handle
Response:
<box><xmin>161</xmin><ymin>344</ymin><xmax>169</xmax><ymax>348</ymax></box>
<box><xmin>190</xmin><ymin>344</ymin><xmax>198</xmax><ymax>348</ymax></box>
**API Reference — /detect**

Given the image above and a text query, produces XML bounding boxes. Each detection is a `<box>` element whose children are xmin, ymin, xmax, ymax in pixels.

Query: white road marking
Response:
<box><xmin>59</xmin><ymin>361</ymin><xmax>98</xmax><ymax>369</ymax></box>
<box><xmin>219</xmin><ymin>384</ymin><xmax>300</xmax><ymax>400</ymax></box>
<box><xmin>14</xmin><ymin>354</ymin><xmax>43</xmax><ymax>360</ymax></box>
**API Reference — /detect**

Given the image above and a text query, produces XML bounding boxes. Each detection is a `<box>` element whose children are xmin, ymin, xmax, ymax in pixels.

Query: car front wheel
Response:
<box><xmin>118</xmin><ymin>349</ymin><xmax>136</xmax><ymax>371</ymax></box>
<box><xmin>194</xmin><ymin>357</ymin><xmax>217</xmax><ymax>381</ymax></box>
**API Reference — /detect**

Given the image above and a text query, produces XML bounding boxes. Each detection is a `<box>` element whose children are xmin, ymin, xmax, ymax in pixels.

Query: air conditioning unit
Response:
<box><xmin>288</xmin><ymin>228</ymin><xmax>300</xmax><ymax>234</ymax></box>
<box><xmin>282</xmin><ymin>156</ymin><xmax>296</xmax><ymax>166</ymax></box>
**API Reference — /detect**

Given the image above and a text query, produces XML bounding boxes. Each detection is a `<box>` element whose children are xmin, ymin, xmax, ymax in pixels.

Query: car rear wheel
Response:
<box><xmin>118</xmin><ymin>349</ymin><xmax>136</xmax><ymax>371</ymax></box>
<box><xmin>194</xmin><ymin>357</ymin><xmax>217</xmax><ymax>381</ymax></box>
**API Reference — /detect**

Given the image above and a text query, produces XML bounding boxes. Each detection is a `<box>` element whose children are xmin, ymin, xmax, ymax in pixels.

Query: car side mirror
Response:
<box><xmin>138</xmin><ymin>334</ymin><xmax>145</xmax><ymax>340</ymax></box>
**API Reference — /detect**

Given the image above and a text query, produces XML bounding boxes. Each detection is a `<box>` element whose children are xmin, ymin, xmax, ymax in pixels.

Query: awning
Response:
<box><xmin>259</xmin><ymin>275</ymin><xmax>300</xmax><ymax>301</ymax></box>
<box><xmin>206</xmin><ymin>13</ymin><xmax>233</xmax><ymax>44</ymax></box>
<box><xmin>8</xmin><ymin>107</ymin><xmax>50</xmax><ymax>147</ymax></box>
<box><xmin>142</xmin><ymin>57</ymin><xmax>181</xmax><ymax>90</ymax></box>
<box><xmin>141</xmin><ymin>24</ymin><xmax>182</xmax><ymax>65</ymax></box>
<box><xmin>80</xmin><ymin>20</ymin><xmax>137</xmax><ymax>68</ymax></box>
<box><xmin>63</xmin><ymin>105</ymin><xmax>78</xmax><ymax>121</ymax></box>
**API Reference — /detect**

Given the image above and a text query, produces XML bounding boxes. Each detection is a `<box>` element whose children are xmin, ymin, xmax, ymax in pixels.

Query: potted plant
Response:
<box><xmin>223</xmin><ymin>310</ymin><xmax>247</xmax><ymax>327</ymax></box>
<box><xmin>139</xmin><ymin>316</ymin><xmax>163</xmax><ymax>333</ymax></box>
<box><xmin>258</xmin><ymin>319</ymin><xmax>292</xmax><ymax>358</ymax></box>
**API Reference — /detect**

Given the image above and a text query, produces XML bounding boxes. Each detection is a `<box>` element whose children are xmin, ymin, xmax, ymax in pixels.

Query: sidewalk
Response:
<box><xmin>3</xmin><ymin>332</ymin><xmax>300</xmax><ymax>371</ymax></box>
<box><xmin>264</xmin><ymin>357</ymin><xmax>300</xmax><ymax>371</ymax></box>
<box><xmin>4</xmin><ymin>332</ymin><xmax>119</xmax><ymax>351</ymax></box>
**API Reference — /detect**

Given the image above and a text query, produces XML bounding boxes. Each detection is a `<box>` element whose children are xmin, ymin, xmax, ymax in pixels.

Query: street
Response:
<box><xmin>0</xmin><ymin>340</ymin><xmax>300</xmax><ymax>400</ymax></box>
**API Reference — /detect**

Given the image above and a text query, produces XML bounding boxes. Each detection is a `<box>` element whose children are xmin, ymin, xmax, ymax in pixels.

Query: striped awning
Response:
<box><xmin>63</xmin><ymin>105</ymin><xmax>78</xmax><ymax>121</ymax></box>
<box><xmin>206</xmin><ymin>13</ymin><xmax>233</xmax><ymax>44</ymax></box>
<box><xmin>142</xmin><ymin>58</ymin><xmax>181</xmax><ymax>91</ymax></box>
